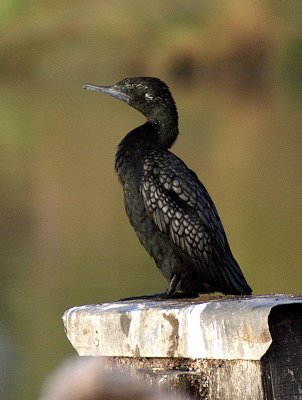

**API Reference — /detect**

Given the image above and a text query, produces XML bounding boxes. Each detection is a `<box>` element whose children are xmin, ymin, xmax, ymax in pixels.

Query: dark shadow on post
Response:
<box><xmin>262</xmin><ymin>304</ymin><xmax>302</xmax><ymax>399</ymax></box>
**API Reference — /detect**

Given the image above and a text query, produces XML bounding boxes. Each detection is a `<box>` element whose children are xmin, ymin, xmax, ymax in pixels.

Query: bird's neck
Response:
<box><xmin>142</xmin><ymin>98</ymin><xmax>179</xmax><ymax>150</ymax></box>
<box><xmin>116</xmin><ymin>123</ymin><xmax>156</xmax><ymax>157</ymax></box>
<box><xmin>150</xmin><ymin>111</ymin><xmax>179</xmax><ymax>149</ymax></box>
<box><xmin>117</xmin><ymin>108</ymin><xmax>179</xmax><ymax>154</ymax></box>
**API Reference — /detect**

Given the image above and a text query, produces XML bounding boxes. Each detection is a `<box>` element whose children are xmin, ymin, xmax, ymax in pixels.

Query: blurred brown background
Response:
<box><xmin>0</xmin><ymin>0</ymin><xmax>302</xmax><ymax>399</ymax></box>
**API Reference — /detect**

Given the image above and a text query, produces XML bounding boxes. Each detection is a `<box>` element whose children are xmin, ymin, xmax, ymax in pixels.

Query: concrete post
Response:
<box><xmin>63</xmin><ymin>295</ymin><xmax>302</xmax><ymax>399</ymax></box>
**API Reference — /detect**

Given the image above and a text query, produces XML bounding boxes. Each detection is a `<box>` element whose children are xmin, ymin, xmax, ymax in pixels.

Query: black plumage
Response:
<box><xmin>83</xmin><ymin>77</ymin><xmax>252</xmax><ymax>298</ymax></box>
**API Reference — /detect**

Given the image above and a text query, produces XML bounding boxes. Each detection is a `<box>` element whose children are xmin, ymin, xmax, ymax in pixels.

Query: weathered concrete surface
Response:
<box><xmin>62</xmin><ymin>294</ymin><xmax>302</xmax><ymax>360</ymax></box>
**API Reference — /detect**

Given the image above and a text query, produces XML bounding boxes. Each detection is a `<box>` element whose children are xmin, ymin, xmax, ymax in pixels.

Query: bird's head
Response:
<box><xmin>83</xmin><ymin>77</ymin><xmax>178</xmax><ymax>125</ymax></box>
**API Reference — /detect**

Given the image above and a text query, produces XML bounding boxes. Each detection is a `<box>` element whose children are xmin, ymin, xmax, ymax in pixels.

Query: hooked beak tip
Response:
<box><xmin>82</xmin><ymin>83</ymin><xmax>99</xmax><ymax>91</ymax></box>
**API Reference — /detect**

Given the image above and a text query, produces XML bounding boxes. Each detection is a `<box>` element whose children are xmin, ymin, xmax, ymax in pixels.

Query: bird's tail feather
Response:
<box><xmin>222</xmin><ymin>253</ymin><xmax>252</xmax><ymax>295</ymax></box>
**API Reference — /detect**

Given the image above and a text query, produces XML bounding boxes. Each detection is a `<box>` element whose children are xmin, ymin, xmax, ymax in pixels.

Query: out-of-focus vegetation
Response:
<box><xmin>0</xmin><ymin>1</ymin><xmax>302</xmax><ymax>399</ymax></box>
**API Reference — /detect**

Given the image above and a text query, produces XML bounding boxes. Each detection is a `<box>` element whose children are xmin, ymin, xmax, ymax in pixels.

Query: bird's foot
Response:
<box><xmin>117</xmin><ymin>275</ymin><xmax>198</xmax><ymax>301</ymax></box>
<box><xmin>117</xmin><ymin>291</ymin><xmax>198</xmax><ymax>301</ymax></box>
<box><xmin>117</xmin><ymin>292</ymin><xmax>167</xmax><ymax>301</ymax></box>
<box><xmin>169</xmin><ymin>291</ymin><xmax>199</xmax><ymax>299</ymax></box>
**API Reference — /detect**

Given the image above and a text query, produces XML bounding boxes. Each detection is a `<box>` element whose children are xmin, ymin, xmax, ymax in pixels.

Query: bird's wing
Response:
<box><xmin>140</xmin><ymin>150</ymin><xmax>228</xmax><ymax>273</ymax></box>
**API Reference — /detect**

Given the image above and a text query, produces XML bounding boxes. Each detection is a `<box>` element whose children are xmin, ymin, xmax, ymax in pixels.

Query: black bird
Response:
<box><xmin>83</xmin><ymin>77</ymin><xmax>252</xmax><ymax>298</ymax></box>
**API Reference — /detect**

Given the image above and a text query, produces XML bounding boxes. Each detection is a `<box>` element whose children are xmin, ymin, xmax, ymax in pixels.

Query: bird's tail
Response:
<box><xmin>221</xmin><ymin>252</ymin><xmax>252</xmax><ymax>295</ymax></box>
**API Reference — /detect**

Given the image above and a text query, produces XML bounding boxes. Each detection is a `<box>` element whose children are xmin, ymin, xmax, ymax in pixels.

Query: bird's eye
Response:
<box><xmin>120</xmin><ymin>85</ymin><xmax>127</xmax><ymax>93</ymax></box>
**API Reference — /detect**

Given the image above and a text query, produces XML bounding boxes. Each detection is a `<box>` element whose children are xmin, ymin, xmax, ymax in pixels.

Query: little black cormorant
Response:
<box><xmin>83</xmin><ymin>77</ymin><xmax>252</xmax><ymax>298</ymax></box>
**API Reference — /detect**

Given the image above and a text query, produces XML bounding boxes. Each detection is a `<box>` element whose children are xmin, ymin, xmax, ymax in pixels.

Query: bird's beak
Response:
<box><xmin>83</xmin><ymin>83</ymin><xmax>129</xmax><ymax>103</ymax></box>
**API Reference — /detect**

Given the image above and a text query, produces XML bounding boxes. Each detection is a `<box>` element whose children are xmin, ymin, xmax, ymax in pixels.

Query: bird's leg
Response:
<box><xmin>162</xmin><ymin>275</ymin><xmax>199</xmax><ymax>298</ymax></box>
<box><xmin>163</xmin><ymin>274</ymin><xmax>182</xmax><ymax>298</ymax></box>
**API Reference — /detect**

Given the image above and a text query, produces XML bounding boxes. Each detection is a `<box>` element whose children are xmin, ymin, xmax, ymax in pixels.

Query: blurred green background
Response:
<box><xmin>0</xmin><ymin>0</ymin><xmax>302</xmax><ymax>398</ymax></box>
